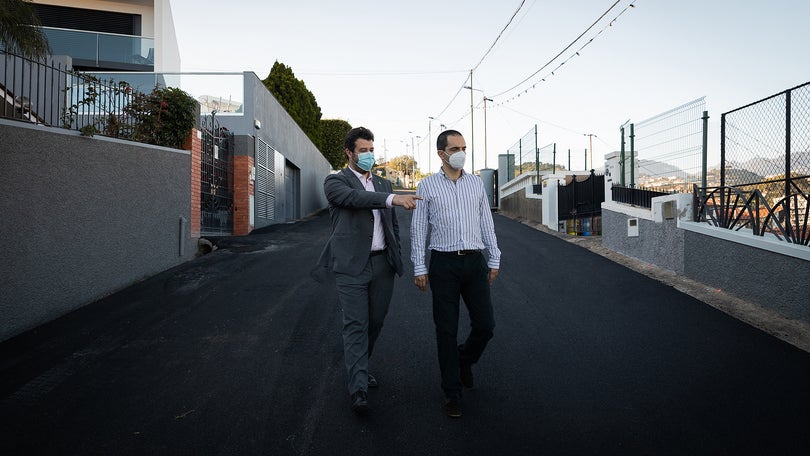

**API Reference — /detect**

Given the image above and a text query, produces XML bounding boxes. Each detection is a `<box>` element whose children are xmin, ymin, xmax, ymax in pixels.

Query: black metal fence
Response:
<box><xmin>611</xmin><ymin>186</ymin><xmax>671</xmax><ymax>208</ymax></box>
<box><xmin>695</xmin><ymin>81</ymin><xmax>810</xmax><ymax>246</ymax></box>
<box><xmin>1</xmin><ymin>48</ymin><xmax>139</xmax><ymax>134</ymax></box>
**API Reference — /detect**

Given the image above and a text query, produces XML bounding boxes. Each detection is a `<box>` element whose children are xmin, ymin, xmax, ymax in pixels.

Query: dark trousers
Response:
<box><xmin>428</xmin><ymin>250</ymin><xmax>495</xmax><ymax>399</ymax></box>
<box><xmin>335</xmin><ymin>254</ymin><xmax>395</xmax><ymax>394</ymax></box>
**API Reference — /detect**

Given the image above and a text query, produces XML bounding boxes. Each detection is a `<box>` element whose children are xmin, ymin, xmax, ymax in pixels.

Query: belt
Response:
<box><xmin>370</xmin><ymin>248</ymin><xmax>387</xmax><ymax>257</ymax></box>
<box><xmin>432</xmin><ymin>249</ymin><xmax>481</xmax><ymax>256</ymax></box>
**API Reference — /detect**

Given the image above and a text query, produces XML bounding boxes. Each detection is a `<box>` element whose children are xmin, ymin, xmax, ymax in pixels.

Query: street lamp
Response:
<box><xmin>428</xmin><ymin>116</ymin><xmax>445</xmax><ymax>173</ymax></box>
<box><xmin>409</xmin><ymin>131</ymin><xmax>417</xmax><ymax>189</ymax></box>
<box><xmin>415</xmin><ymin>135</ymin><xmax>421</xmax><ymax>184</ymax></box>
<box><xmin>463</xmin><ymin>85</ymin><xmax>493</xmax><ymax>171</ymax></box>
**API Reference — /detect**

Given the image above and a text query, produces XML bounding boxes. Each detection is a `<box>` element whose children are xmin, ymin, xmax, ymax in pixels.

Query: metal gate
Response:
<box><xmin>200</xmin><ymin>113</ymin><xmax>233</xmax><ymax>235</ymax></box>
<box><xmin>558</xmin><ymin>171</ymin><xmax>605</xmax><ymax>235</ymax></box>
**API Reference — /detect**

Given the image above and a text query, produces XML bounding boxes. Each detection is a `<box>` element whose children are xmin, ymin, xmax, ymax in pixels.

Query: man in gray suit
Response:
<box><xmin>317</xmin><ymin>126</ymin><xmax>421</xmax><ymax>414</ymax></box>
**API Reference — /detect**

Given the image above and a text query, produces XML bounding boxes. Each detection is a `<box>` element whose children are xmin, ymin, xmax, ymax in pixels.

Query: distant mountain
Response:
<box><xmin>635</xmin><ymin>149</ymin><xmax>810</xmax><ymax>182</ymax></box>
<box><xmin>731</xmin><ymin>149</ymin><xmax>810</xmax><ymax>176</ymax></box>
<box><xmin>636</xmin><ymin>159</ymin><xmax>683</xmax><ymax>177</ymax></box>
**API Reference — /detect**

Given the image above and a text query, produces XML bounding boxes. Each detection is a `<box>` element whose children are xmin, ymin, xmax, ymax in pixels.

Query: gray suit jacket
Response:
<box><xmin>315</xmin><ymin>168</ymin><xmax>403</xmax><ymax>278</ymax></box>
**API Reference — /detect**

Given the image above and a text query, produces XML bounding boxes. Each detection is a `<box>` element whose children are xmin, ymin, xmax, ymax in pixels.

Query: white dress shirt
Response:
<box><xmin>410</xmin><ymin>169</ymin><xmax>500</xmax><ymax>276</ymax></box>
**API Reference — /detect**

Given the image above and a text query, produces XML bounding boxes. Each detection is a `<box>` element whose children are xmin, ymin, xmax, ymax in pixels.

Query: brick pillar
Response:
<box><xmin>232</xmin><ymin>155</ymin><xmax>254</xmax><ymax>236</ymax></box>
<box><xmin>184</xmin><ymin>129</ymin><xmax>202</xmax><ymax>238</ymax></box>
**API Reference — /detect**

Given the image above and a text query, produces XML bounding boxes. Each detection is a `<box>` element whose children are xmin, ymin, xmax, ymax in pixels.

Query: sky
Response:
<box><xmin>169</xmin><ymin>0</ymin><xmax>810</xmax><ymax>174</ymax></box>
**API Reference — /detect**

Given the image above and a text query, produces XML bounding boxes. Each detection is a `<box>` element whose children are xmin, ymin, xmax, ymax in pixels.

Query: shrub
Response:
<box><xmin>126</xmin><ymin>87</ymin><xmax>197</xmax><ymax>149</ymax></box>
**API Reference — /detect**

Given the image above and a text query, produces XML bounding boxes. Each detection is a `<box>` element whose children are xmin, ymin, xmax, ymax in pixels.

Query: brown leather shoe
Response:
<box><xmin>443</xmin><ymin>397</ymin><xmax>462</xmax><ymax>418</ymax></box>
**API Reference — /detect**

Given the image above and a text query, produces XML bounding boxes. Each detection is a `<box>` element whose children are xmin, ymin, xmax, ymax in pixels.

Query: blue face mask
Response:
<box><xmin>355</xmin><ymin>152</ymin><xmax>375</xmax><ymax>172</ymax></box>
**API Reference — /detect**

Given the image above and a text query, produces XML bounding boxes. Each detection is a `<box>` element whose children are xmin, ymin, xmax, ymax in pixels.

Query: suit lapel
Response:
<box><xmin>343</xmin><ymin>167</ymin><xmax>366</xmax><ymax>191</ymax></box>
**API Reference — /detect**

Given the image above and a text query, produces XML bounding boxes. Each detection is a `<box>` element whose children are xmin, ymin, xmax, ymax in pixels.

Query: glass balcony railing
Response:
<box><xmin>87</xmin><ymin>72</ymin><xmax>245</xmax><ymax>116</ymax></box>
<box><xmin>42</xmin><ymin>26</ymin><xmax>154</xmax><ymax>69</ymax></box>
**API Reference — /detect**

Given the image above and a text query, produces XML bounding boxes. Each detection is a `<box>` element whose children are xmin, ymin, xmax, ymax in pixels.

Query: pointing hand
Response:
<box><xmin>392</xmin><ymin>194</ymin><xmax>423</xmax><ymax>210</ymax></box>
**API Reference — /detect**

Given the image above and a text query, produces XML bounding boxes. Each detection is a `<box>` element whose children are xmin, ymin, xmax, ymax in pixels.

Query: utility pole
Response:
<box><xmin>469</xmin><ymin>69</ymin><xmax>475</xmax><ymax>173</ymax></box>
<box><xmin>584</xmin><ymin>133</ymin><xmax>596</xmax><ymax>170</ymax></box>
<box><xmin>483</xmin><ymin>97</ymin><xmax>492</xmax><ymax>169</ymax></box>
<box><xmin>428</xmin><ymin>117</ymin><xmax>433</xmax><ymax>173</ymax></box>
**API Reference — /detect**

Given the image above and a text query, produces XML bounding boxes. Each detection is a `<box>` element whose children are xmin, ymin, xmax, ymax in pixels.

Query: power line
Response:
<box><xmin>472</xmin><ymin>0</ymin><xmax>527</xmax><ymax>71</ymax></box>
<box><xmin>297</xmin><ymin>69</ymin><xmax>468</xmax><ymax>77</ymax></box>
<box><xmin>432</xmin><ymin>1</ymin><xmax>528</xmax><ymax>124</ymax></box>
<box><xmin>492</xmin><ymin>0</ymin><xmax>625</xmax><ymax>98</ymax></box>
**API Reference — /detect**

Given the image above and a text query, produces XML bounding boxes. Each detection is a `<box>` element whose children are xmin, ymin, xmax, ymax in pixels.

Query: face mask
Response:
<box><xmin>447</xmin><ymin>151</ymin><xmax>466</xmax><ymax>170</ymax></box>
<box><xmin>355</xmin><ymin>152</ymin><xmax>375</xmax><ymax>172</ymax></box>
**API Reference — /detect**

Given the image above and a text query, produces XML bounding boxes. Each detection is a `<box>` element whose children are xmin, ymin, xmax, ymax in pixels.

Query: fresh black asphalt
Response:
<box><xmin>2</xmin><ymin>204</ymin><xmax>809</xmax><ymax>455</ymax></box>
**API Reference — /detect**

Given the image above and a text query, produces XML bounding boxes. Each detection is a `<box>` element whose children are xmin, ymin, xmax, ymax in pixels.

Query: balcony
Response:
<box><xmin>42</xmin><ymin>26</ymin><xmax>154</xmax><ymax>71</ymax></box>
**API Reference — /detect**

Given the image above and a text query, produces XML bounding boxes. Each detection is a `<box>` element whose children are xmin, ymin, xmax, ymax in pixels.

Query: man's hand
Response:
<box><xmin>414</xmin><ymin>274</ymin><xmax>429</xmax><ymax>292</ymax></box>
<box><xmin>488</xmin><ymin>268</ymin><xmax>499</xmax><ymax>285</ymax></box>
<box><xmin>392</xmin><ymin>194</ymin><xmax>423</xmax><ymax>210</ymax></box>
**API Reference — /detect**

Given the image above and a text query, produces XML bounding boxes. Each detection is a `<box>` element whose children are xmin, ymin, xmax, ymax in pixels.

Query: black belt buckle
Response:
<box><xmin>370</xmin><ymin>248</ymin><xmax>386</xmax><ymax>257</ymax></box>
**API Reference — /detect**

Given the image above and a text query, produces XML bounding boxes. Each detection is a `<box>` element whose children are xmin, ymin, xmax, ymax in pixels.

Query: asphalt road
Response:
<box><xmin>2</xmin><ymin>204</ymin><xmax>809</xmax><ymax>455</ymax></box>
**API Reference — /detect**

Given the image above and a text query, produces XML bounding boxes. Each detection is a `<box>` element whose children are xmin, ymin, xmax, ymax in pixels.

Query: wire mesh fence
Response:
<box><xmin>697</xmin><ymin>81</ymin><xmax>810</xmax><ymax>245</ymax></box>
<box><xmin>626</xmin><ymin>97</ymin><xmax>707</xmax><ymax>192</ymax></box>
<box><xmin>722</xmin><ymin>81</ymin><xmax>810</xmax><ymax>190</ymax></box>
<box><xmin>506</xmin><ymin>125</ymin><xmax>541</xmax><ymax>176</ymax></box>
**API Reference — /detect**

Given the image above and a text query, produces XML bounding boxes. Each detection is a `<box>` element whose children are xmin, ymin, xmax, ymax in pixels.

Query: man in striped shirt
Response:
<box><xmin>410</xmin><ymin>129</ymin><xmax>501</xmax><ymax>418</ymax></box>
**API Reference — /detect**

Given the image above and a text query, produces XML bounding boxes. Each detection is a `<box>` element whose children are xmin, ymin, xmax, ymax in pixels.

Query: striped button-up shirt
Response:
<box><xmin>410</xmin><ymin>169</ymin><xmax>500</xmax><ymax>276</ymax></box>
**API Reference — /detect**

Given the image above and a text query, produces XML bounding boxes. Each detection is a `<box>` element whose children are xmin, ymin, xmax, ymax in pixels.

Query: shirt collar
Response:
<box><xmin>439</xmin><ymin>167</ymin><xmax>466</xmax><ymax>180</ymax></box>
<box><xmin>348</xmin><ymin>166</ymin><xmax>372</xmax><ymax>183</ymax></box>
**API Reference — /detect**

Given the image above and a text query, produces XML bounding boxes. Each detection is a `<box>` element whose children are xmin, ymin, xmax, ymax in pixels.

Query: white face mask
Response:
<box><xmin>447</xmin><ymin>151</ymin><xmax>466</xmax><ymax>170</ymax></box>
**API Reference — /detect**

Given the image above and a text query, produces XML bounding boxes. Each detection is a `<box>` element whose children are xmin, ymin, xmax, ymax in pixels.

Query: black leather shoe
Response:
<box><xmin>351</xmin><ymin>390</ymin><xmax>369</xmax><ymax>414</ymax></box>
<box><xmin>367</xmin><ymin>373</ymin><xmax>378</xmax><ymax>388</ymax></box>
<box><xmin>443</xmin><ymin>397</ymin><xmax>462</xmax><ymax>418</ymax></box>
<box><xmin>460</xmin><ymin>363</ymin><xmax>474</xmax><ymax>389</ymax></box>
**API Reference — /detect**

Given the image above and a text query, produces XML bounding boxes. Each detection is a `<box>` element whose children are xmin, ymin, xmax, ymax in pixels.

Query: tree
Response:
<box><xmin>320</xmin><ymin>118</ymin><xmax>352</xmax><ymax>169</ymax></box>
<box><xmin>389</xmin><ymin>155</ymin><xmax>416</xmax><ymax>176</ymax></box>
<box><xmin>262</xmin><ymin>61</ymin><xmax>323</xmax><ymax>150</ymax></box>
<box><xmin>0</xmin><ymin>0</ymin><xmax>50</xmax><ymax>60</ymax></box>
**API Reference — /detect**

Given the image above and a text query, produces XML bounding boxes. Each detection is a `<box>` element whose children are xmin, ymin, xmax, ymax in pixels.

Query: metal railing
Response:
<box><xmin>611</xmin><ymin>186</ymin><xmax>671</xmax><ymax>209</ymax></box>
<box><xmin>694</xmin><ymin>181</ymin><xmax>809</xmax><ymax>246</ymax></box>
<box><xmin>1</xmin><ymin>48</ymin><xmax>138</xmax><ymax>133</ymax></box>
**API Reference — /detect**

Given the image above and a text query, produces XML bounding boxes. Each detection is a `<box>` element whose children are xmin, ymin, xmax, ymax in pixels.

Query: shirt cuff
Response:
<box><xmin>385</xmin><ymin>194</ymin><xmax>395</xmax><ymax>208</ymax></box>
<box><xmin>487</xmin><ymin>258</ymin><xmax>500</xmax><ymax>270</ymax></box>
<box><xmin>413</xmin><ymin>264</ymin><xmax>428</xmax><ymax>276</ymax></box>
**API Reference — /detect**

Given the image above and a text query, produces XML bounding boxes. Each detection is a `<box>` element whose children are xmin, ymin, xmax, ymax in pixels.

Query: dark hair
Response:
<box><xmin>437</xmin><ymin>129</ymin><xmax>463</xmax><ymax>151</ymax></box>
<box><xmin>344</xmin><ymin>126</ymin><xmax>374</xmax><ymax>152</ymax></box>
